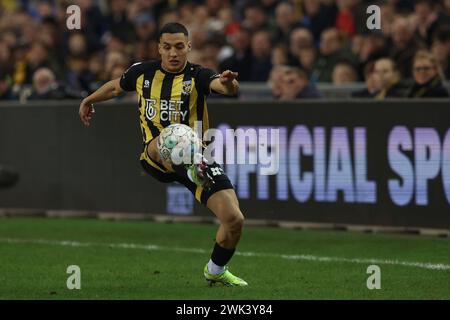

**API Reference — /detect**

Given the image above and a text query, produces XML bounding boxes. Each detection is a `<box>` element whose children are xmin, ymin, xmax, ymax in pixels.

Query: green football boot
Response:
<box><xmin>203</xmin><ymin>263</ymin><xmax>248</xmax><ymax>287</ymax></box>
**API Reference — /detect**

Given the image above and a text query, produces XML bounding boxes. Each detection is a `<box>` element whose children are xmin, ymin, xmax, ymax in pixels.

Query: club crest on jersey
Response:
<box><xmin>144</xmin><ymin>80</ymin><xmax>150</xmax><ymax>88</ymax></box>
<box><xmin>182</xmin><ymin>80</ymin><xmax>192</xmax><ymax>95</ymax></box>
<box><xmin>145</xmin><ymin>99</ymin><xmax>157</xmax><ymax>120</ymax></box>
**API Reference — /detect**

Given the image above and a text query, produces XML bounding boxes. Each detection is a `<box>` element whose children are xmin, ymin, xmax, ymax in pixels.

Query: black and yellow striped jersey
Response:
<box><xmin>119</xmin><ymin>60</ymin><xmax>219</xmax><ymax>145</ymax></box>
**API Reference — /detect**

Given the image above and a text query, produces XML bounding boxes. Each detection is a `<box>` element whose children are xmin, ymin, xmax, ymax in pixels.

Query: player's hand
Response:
<box><xmin>79</xmin><ymin>99</ymin><xmax>95</xmax><ymax>126</ymax></box>
<box><xmin>219</xmin><ymin>70</ymin><xmax>238</xmax><ymax>84</ymax></box>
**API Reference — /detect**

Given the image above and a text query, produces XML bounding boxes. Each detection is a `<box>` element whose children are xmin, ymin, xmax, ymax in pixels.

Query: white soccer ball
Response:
<box><xmin>157</xmin><ymin>124</ymin><xmax>202</xmax><ymax>165</ymax></box>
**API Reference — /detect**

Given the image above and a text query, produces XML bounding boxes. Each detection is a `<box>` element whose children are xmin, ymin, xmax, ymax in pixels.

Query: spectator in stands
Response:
<box><xmin>407</xmin><ymin>50</ymin><xmax>449</xmax><ymax>97</ymax></box>
<box><xmin>66</xmin><ymin>55</ymin><xmax>95</xmax><ymax>94</ymax></box>
<box><xmin>268</xmin><ymin>65</ymin><xmax>289</xmax><ymax>99</ymax></box>
<box><xmin>10</xmin><ymin>40</ymin><xmax>30</xmax><ymax>91</ymax></box>
<box><xmin>200</xmin><ymin>40</ymin><xmax>222</xmax><ymax>71</ymax></box>
<box><xmin>274</xmin><ymin>1</ymin><xmax>301</xmax><ymax>45</ymax></box>
<box><xmin>110</xmin><ymin>64</ymin><xmax>126</xmax><ymax>81</ymax></box>
<box><xmin>133</xmin><ymin>38</ymin><xmax>159</xmax><ymax>62</ymax></box>
<box><xmin>218</xmin><ymin>7</ymin><xmax>240</xmax><ymax>36</ymax></box>
<box><xmin>25</xmin><ymin>41</ymin><xmax>61</xmax><ymax>85</ymax></box>
<box><xmin>28</xmin><ymin>67</ymin><xmax>81</xmax><ymax>100</ymax></box>
<box><xmin>378</xmin><ymin>0</ymin><xmax>397</xmax><ymax>37</ymax></box>
<box><xmin>205</xmin><ymin>0</ymin><xmax>225</xmax><ymax>18</ymax></box>
<box><xmin>332</xmin><ymin>61</ymin><xmax>359</xmax><ymax>84</ymax></box>
<box><xmin>431</xmin><ymin>25</ymin><xmax>450</xmax><ymax>79</ymax></box>
<box><xmin>220</xmin><ymin>27</ymin><xmax>253</xmax><ymax>81</ymax></box>
<box><xmin>312</xmin><ymin>27</ymin><xmax>353</xmax><ymax>82</ymax></box>
<box><xmin>279</xmin><ymin>66</ymin><xmax>322</xmax><ymax>100</ymax></box>
<box><xmin>288</xmin><ymin>27</ymin><xmax>314</xmax><ymax>66</ymax></box>
<box><xmin>271</xmin><ymin>44</ymin><xmax>288</xmax><ymax>66</ymax></box>
<box><xmin>67</xmin><ymin>32</ymin><xmax>89</xmax><ymax>57</ymax></box>
<box><xmin>73</xmin><ymin>0</ymin><xmax>107</xmax><ymax>53</ymax></box>
<box><xmin>412</xmin><ymin>0</ymin><xmax>450</xmax><ymax>46</ymax></box>
<box><xmin>249</xmin><ymin>30</ymin><xmax>272</xmax><ymax>82</ymax></box>
<box><xmin>133</xmin><ymin>12</ymin><xmax>157</xmax><ymax>42</ymax></box>
<box><xmin>104</xmin><ymin>50</ymin><xmax>129</xmax><ymax>80</ymax></box>
<box><xmin>352</xmin><ymin>33</ymin><xmax>364</xmax><ymax>57</ymax></box>
<box><xmin>158</xmin><ymin>8</ymin><xmax>181</xmax><ymax>30</ymax></box>
<box><xmin>352</xmin><ymin>61</ymin><xmax>382</xmax><ymax>98</ymax></box>
<box><xmin>355</xmin><ymin>31</ymin><xmax>389</xmax><ymax>67</ymax></box>
<box><xmin>300</xmin><ymin>0</ymin><xmax>337</xmax><ymax>44</ymax></box>
<box><xmin>105</xmin><ymin>0</ymin><xmax>136</xmax><ymax>43</ymax></box>
<box><xmin>39</xmin><ymin>17</ymin><xmax>62</xmax><ymax>63</ymax></box>
<box><xmin>335</xmin><ymin>0</ymin><xmax>358</xmax><ymax>38</ymax></box>
<box><xmin>88</xmin><ymin>53</ymin><xmax>107</xmax><ymax>91</ymax></box>
<box><xmin>178</xmin><ymin>1</ymin><xmax>196</xmax><ymax>27</ymax></box>
<box><xmin>389</xmin><ymin>16</ymin><xmax>424</xmax><ymax>78</ymax></box>
<box><xmin>373</xmin><ymin>57</ymin><xmax>409</xmax><ymax>99</ymax></box>
<box><xmin>297</xmin><ymin>47</ymin><xmax>317</xmax><ymax>76</ymax></box>
<box><xmin>242</xmin><ymin>1</ymin><xmax>271</xmax><ymax>33</ymax></box>
<box><xmin>186</xmin><ymin>6</ymin><xmax>209</xmax><ymax>49</ymax></box>
<box><xmin>104</xmin><ymin>33</ymin><xmax>127</xmax><ymax>54</ymax></box>
<box><xmin>260</xmin><ymin>0</ymin><xmax>279</xmax><ymax>19</ymax></box>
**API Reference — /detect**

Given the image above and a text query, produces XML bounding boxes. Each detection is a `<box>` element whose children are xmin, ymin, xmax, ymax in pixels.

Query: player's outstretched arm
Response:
<box><xmin>79</xmin><ymin>78</ymin><xmax>123</xmax><ymax>126</ymax></box>
<box><xmin>210</xmin><ymin>70</ymin><xmax>239</xmax><ymax>96</ymax></box>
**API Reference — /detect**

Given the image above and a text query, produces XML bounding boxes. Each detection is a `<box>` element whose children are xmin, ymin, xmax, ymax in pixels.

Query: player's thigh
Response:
<box><xmin>206</xmin><ymin>189</ymin><xmax>244</xmax><ymax>226</ymax></box>
<box><xmin>147</xmin><ymin>136</ymin><xmax>161</xmax><ymax>161</ymax></box>
<box><xmin>147</xmin><ymin>136</ymin><xmax>174</xmax><ymax>172</ymax></box>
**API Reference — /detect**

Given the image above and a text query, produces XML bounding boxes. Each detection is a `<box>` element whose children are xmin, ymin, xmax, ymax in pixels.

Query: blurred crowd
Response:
<box><xmin>0</xmin><ymin>0</ymin><xmax>449</xmax><ymax>101</ymax></box>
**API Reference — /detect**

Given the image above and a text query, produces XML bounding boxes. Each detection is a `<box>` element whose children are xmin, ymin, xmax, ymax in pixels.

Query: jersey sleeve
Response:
<box><xmin>197</xmin><ymin>67</ymin><xmax>220</xmax><ymax>95</ymax></box>
<box><xmin>119</xmin><ymin>62</ymin><xmax>144</xmax><ymax>92</ymax></box>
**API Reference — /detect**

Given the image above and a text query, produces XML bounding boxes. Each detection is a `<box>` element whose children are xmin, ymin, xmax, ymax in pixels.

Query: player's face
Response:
<box><xmin>159</xmin><ymin>33</ymin><xmax>191</xmax><ymax>72</ymax></box>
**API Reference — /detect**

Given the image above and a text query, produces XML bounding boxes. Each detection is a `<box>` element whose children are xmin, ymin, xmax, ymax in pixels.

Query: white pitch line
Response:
<box><xmin>1</xmin><ymin>237</ymin><xmax>450</xmax><ymax>271</ymax></box>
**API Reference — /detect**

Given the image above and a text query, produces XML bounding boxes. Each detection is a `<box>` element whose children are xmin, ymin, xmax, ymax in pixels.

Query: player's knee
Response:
<box><xmin>224</xmin><ymin>209</ymin><xmax>244</xmax><ymax>234</ymax></box>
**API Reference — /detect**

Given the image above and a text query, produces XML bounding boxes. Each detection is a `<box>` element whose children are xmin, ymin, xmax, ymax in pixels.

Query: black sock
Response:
<box><xmin>211</xmin><ymin>242</ymin><xmax>235</xmax><ymax>267</ymax></box>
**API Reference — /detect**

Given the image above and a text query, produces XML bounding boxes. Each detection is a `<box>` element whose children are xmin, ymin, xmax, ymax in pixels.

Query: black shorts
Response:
<box><xmin>140</xmin><ymin>145</ymin><xmax>234</xmax><ymax>206</ymax></box>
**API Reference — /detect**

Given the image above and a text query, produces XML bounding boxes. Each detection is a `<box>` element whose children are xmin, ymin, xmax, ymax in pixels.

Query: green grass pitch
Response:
<box><xmin>0</xmin><ymin>217</ymin><xmax>449</xmax><ymax>300</ymax></box>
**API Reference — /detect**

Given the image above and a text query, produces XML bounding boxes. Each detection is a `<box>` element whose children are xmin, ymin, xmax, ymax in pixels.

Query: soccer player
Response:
<box><xmin>78</xmin><ymin>23</ymin><xmax>247</xmax><ymax>286</ymax></box>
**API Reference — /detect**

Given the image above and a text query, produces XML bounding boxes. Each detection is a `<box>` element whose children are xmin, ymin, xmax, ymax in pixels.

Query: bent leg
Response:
<box><xmin>147</xmin><ymin>136</ymin><xmax>174</xmax><ymax>172</ymax></box>
<box><xmin>207</xmin><ymin>189</ymin><xmax>244</xmax><ymax>249</ymax></box>
<box><xmin>203</xmin><ymin>189</ymin><xmax>248</xmax><ymax>285</ymax></box>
